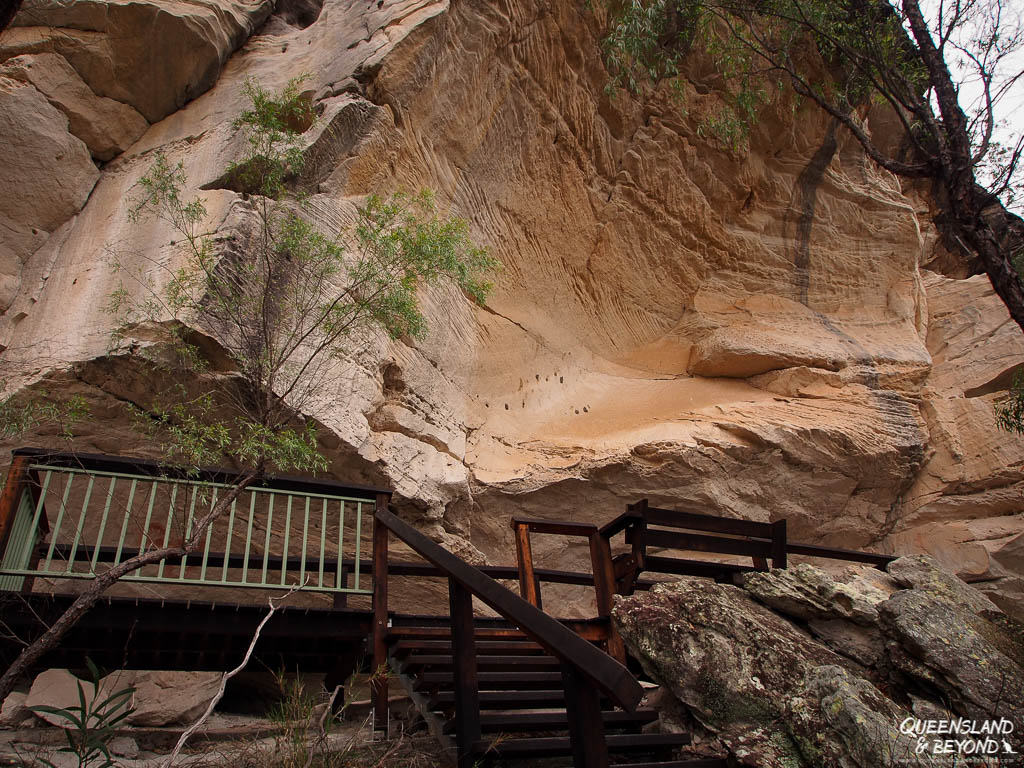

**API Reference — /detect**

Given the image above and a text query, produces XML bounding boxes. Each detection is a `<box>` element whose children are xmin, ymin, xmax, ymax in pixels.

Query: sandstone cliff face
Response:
<box><xmin>0</xmin><ymin>0</ymin><xmax>1021</xmax><ymax>613</ymax></box>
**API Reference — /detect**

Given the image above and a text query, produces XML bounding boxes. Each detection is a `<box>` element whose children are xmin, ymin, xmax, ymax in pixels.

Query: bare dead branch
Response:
<box><xmin>164</xmin><ymin>580</ymin><xmax>305</xmax><ymax>768</ymax></box>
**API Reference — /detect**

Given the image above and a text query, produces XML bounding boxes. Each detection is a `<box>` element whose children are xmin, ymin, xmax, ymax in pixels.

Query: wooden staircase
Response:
<box><xmin>371</xmin><ymin>504</ymin><xmax>894</xmax><ymax>766</ymax></box>
<box><xmin>387</xmin><ymin>618</ymin><xmax>723</xmax><ymax>767</ymax></box>
<box><xmin>0</xmin><ymin>450</ymin><xmax>900</xmax><ymax>768</ymax></box>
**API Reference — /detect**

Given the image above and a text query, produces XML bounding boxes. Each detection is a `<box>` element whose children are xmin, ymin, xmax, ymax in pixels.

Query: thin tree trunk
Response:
<box><xmin>901</xmin><ymin>0</ymin><xmax>1024</xmax><ymax>334</ymax></box>
<box><xmin>0</xmin><ymin>471</ymin><xmax>257</xmax><ymax>704</ymax></box>
<box><xmin>165</xmin><ymin>582</ymin><xmax>301</xmax><ymax>768</ymax></box>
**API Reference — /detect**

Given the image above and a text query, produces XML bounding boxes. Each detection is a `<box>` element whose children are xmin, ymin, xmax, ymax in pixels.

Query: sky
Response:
<box><xmin>920</xmin><ymin>0</ymin><xmax>1024</xmax><ymax>210</ymax></box>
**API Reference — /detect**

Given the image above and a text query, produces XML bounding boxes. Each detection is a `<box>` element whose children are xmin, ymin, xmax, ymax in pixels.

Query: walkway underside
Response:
<box><xmin>0</xmin><ymin>594</ymin><xmax>374</xmax><ymax>676</ymax></box>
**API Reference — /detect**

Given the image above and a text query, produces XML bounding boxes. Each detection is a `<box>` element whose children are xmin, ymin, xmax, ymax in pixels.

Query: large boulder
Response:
<box><xmin>25</xmin><ymin>668</ymin><xmax>222</xmax><ymax>727</ymax></box>
<box><xmin>25</xmin><ymin>669</ymin><xmax>112</xmax><ymax>727</ymax></box>
<box><xmin>614</xmin><ymin>557</ymin><xmax>1024</xmax><ymax>767</ymax></box>
<box><xmin>0</xmin><ymin>690</ymin><xmax>34</xmax><ymax>727</ymax></box>
<box><xmin>879</xmin><ymin>589</ymin><xmax>1024</xmax><ymax>725</ymax></box>
<box><xmin>613</xmin><ymin>577</ymin><xmax>924</xmax><ymax>767</ymax></box>
<box><xmin>742</xmin><ymin>562</ymin><xmax>898</xmax><ymax>625</ymax></box>
<box><xmin>105</xmin><ymin>669</ymin><xmax>223</xmax><ymax>727</ymax></box>
<box><xmin>886</xmin><ymin>553</ymin><xmax>1004</xmax><ymax>618</ymax></box>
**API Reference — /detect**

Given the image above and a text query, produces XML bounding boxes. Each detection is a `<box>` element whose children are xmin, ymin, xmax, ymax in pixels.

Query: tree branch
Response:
<box><xmin>164</xmin><ymin>580</ymin><xmax>304</xmax><ymax>768</ymax></box>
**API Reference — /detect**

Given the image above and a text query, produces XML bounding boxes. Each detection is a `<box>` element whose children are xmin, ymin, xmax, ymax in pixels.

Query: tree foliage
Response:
<box><xmin>597</xmin><ymin>0</ymin><xmax>1024</xmax><ymax>335</ymax></box>
<box><xmin>0</xmin><ymin>387</ymin><xmax>88</xmax><ymax>442</ymax></box>
<box><xmin>996</xmin><ymin>374</ymin><xmax>1024</xmax><ymax>434</ymax></box>
<box><xmin>0</xmin><ymin>77</ymin><xmax>497</xmax><ymax>704</ymax></box>
<box><xmin>108</xmin><ymin>76</ymin><xmax>497</xmax><ymax>475</ymax></box>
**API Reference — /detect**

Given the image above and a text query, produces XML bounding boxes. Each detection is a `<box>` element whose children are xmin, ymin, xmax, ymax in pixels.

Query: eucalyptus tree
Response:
<box><xmin>600</xmin><ymin>0</ymin><xmax>1024</xmax><ymax>330</ymax></box>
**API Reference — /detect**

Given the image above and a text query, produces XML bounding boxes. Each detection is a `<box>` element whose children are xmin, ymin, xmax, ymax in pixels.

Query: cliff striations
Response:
<box><xmin>0</xmin><ymin>0</ymin><xmax>1021</xmax><ymax>615</ymax></box>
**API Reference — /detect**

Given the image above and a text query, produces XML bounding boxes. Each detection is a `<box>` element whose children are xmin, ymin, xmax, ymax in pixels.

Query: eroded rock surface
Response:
<box><xmin>1</xmin><ymin>0</ymin><xmax>275</xmax><ymax>122</ymax></box>
<box><xmin>0</xmin><ymin>75</ymin><xmax>98</xmax><ymax>314</ymax></box>
<box><xmin>0</xmin><ymin>0</ymin><xmax>1021</xmax><ymax>615</ymax></box>
<box><xmin>0</xmin><ymin>691</ymin><xmax>32</xmax><ymax>727</ymax></box>
<box><xmin>0</xmin><ymin>53</ymin><xmax>148</xmax><ymax>161</ymax></box>
<box><xmin>615</xmin><ymin>557</ymin><xmax>1024</xmax><ymax>767</ymax></box>
<box><xmin>743</xmin><ymin>562</ymin><xmax>897</xmax><ymax>625</ymax></box>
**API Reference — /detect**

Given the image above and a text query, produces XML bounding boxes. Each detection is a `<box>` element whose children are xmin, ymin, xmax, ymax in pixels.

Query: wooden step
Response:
<box><xmin>387</xmin><ymin>626</ymin><xmax>527</xmax><ymax>640</ymax></box>
<box><xmin>401</xmin><ymin>654</ymin><xmax>560</xmax><ymax>672</ymax></box>
<box><xmin>612</xmin><ymin>761</ymin><xmax>729</xmax><ymax>768</ymax></box>
<box><xmin>429</xmin><ymin>689</ymin><xmax>568</xmax><ymax>710</ymax></box>
<box><xmin>414</xmin><ymin>670</ymin><xmax>563</xmax><ymax>692</ymax></box>
<box><xmin>392</xmin><ymin>639</ymin><xmax>544</xmax><ymax>655</ymax></box>
<box><xmin>472</xmin><ymin>732</ymin><xmax>691</xmax><ymax>757</ymax></box>
<box><xmin>443</xmin><ymin>708</ymin><xmax>659</xmax><ymax>734</ymax></box>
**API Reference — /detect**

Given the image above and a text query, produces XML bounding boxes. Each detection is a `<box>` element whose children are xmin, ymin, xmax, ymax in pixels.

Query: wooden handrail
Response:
<box><xmin>375</xmin><ymin>507</ymin><xmax>643</xmax><ymax>711</ymax></box>
<box><xmin>604</xmin><ymin>500</ymin><xmax>893</xmax><ymax>575</ymax></box>
<box><xmin>598</xmin><ymin>510</ymin><xmax>640</xmax><ymax>538</ymax></box>
<box><xmin>511</xmin><ymin>517</ymin><xmax>598</xmax><ymax>536</ymax></box>
<box><xmin>787</xmin><ymin>542</ymin><xmax>895</xmax><ymax>567</ymax></box>
<box><xmin>45</xmin><ymin>544</ymin><xmax>661</xmax><ymax>591</ymax></box>
<box><xmin>639</xmin><ymin>528</ymin><xmax>773</xmax><ymax>558</ymax></box>
<box><xmin>11</xmin><ymin>447</ymin><xmax>388</xmax><ymax>501</ymax></box>
<box><xmin>602</xmin><ymin>505</ymin><xmax>775</xmax><ymax>539</ymax></box>
<box><xmin>511</xmin><ymin>515</ymin><xmax>626</xmax><ymax>662</ymax></box>
<box><xmin>509</xmin><ymin>517</ymin><xmax>599</xmax><ymax>610</ymax></box>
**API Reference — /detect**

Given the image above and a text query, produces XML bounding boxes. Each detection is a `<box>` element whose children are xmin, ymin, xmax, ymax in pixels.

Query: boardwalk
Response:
<box><xmin>0</xmin><ymin>447</ymin><xmax>896</xmax><ymax>767</ymax></box>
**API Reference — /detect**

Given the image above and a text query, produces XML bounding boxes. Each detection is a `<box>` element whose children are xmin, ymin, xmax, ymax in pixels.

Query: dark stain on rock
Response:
<box><xmin>782</xmin><ymin>120</ymin><xmax>926</xmax><ymax>485</ymax></box>
<box><xmin>787</xmin><ymin>120</ymin><xmax>839</xmax><ymax>306</ymax></box>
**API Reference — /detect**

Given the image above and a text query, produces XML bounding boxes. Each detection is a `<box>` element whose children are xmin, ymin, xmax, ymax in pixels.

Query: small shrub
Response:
<box><xmin>28</xmin><ymin>660</ymin><xmax>136</xmax><ymax>768</ymax></box>
<box><xmin>996</xmin><ymin>373</ymin><xmax>1024</xmax><ymax>436</ymax></box>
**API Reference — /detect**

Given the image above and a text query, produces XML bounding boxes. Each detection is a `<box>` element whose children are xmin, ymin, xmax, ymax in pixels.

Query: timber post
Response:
<box><xmin>371</xmin><ymin>490</ymin><xmax>391</xmax><ymax>732</ymax></box>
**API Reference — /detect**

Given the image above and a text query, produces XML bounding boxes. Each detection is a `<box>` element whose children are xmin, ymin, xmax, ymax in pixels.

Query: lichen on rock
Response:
<box><xmin>614</xmin><ymin>557</ymin><xmax>1024</xmax><ymax>766</ymax></box>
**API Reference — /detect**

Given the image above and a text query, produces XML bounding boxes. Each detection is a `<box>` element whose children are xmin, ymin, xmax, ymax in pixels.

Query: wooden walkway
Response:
<box><xmin>0</xmin><ymin>448</ymin><xmax>897</xmax><ymax>768</ymax></box>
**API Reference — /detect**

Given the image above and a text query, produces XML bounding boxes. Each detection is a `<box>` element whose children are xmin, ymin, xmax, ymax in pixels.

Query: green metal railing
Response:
<box><xmin>0</xmin><ymin>449</ymin><xmax>391</xmax><ymax>596</ymax></box>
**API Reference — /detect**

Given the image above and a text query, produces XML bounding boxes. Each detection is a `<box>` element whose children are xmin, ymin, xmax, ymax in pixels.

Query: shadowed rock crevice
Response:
<box><xmin>273</xmin><ymin>0</ymin><xmax>325</xmax><ymax>30</ymax></box>
<box><xmin>201</xmin><ymin>96</ymin><xmax>386</xmax><ymax>196</ymax></box>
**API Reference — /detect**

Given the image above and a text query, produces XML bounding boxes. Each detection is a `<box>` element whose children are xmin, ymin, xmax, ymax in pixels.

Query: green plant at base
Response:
<box><xmin>28</xmin><ymin>660</ymin><xmax>136</xmax><ymax>768</ymax></box>
<box><xmin>267</xmin><ymin>670</ymin><xmax>321</xmax><ymax>768</ymax></box>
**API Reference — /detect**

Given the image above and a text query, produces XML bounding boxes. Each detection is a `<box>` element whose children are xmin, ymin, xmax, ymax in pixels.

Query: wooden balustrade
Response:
<box><xmin>374</xmin><ymin>506</ymin><xmax>643</xmax><ymax>768</ymax></box>
<box><xmin>601</xmin><ymin>499</ymin><xmax>894</xmax><ymax>590</ymax></box>
<box><xmin>3</xmin><ymin>447</ymin><xmax>897</xmax><ymax>768</ymax></box>
<box><xmin>0</xmin><ymin>448</ymin><xmax>390</xmax><ymax>598</ymax></box>
<box><xmin>510</xmin><ymin>517</ymin><xmax>626</xmax><ymax>662</ymax></box>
